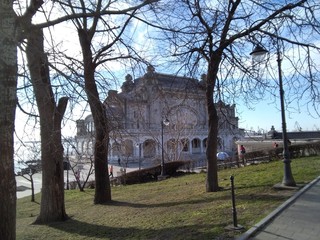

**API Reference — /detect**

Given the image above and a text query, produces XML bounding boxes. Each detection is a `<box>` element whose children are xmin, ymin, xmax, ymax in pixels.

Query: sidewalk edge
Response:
<box><xmin>236</xmin><ymin>176</ymin><xmax>320</xmax><ymax>240</ymax></box>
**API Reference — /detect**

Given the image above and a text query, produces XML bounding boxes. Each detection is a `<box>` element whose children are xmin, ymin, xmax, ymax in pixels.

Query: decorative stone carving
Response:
<box><xmin>121</xmin><ymin>74</ymin><xmax>134</xmax><ymax>92</ymax></box>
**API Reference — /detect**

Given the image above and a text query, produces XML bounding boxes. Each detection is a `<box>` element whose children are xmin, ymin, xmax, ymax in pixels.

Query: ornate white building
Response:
<box><xmin>75</xmin><ymin>66</ymin><xmax>244</xmax><ymax>165</ymax></box>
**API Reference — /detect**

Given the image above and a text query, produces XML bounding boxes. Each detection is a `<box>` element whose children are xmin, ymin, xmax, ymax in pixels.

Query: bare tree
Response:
<box><xmin>56</xmin><ymin>0</ymin><xmax>158</xmax><ymax>203</ymax></box>
<box><xmin>15</xmin><ymin>141</ymin><xmax>41</xmax><ymax>202</ymax></box>
<box><xmin>16</xmin><ymin>1</ymin><xmax>69</xmax><ymax>222</ymax></box>
<box><xmin>143</xmin><ymin>0</ymin><xmax>320</xmax><ymax>191</ymax></box>
<box><xmin>17</xmin><ymin>160</ymin><xmax>41</xmax><ymax>202</ymax></box>
<box><xmin>26</xmin><ymin>29</ymin><xmax>69</xmax><ymax>222</ymax></box>
<box><xmin>63</xmin><ymin>138</ymin><xmax>95</xmax><ymax>191</ymax></box>
<box><xmin>0</xmin><ymin>1</ymin><xmax>17</xmax><ymax>239</ymax></box>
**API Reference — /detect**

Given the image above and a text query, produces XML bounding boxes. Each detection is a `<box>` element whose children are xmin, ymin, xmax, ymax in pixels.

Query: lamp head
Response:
<box><xmin>250</xmin><ymin>44</ymin><xmax>268</xmax><ymax>63</ymax></box>
<box><xmin>163</xmin><ymin>118</ymin><xmax>170</xmax><ymax>126</ymax></box>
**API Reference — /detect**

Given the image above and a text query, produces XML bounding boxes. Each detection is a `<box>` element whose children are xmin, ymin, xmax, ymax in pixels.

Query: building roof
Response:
<box><xmin>140</xmin><ymin>72</ymin><xmax>205</xmax><ymax>91</ymax></box>
<box><xmin>121</xmin><ymin>65</ymin><xmax>205</xmax><ymax>94</ymax></box>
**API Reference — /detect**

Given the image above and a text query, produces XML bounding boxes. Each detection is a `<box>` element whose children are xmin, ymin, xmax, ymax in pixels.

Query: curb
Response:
<box><xmin>236</xmin><ymin>175</ymin><xmax>320</xmax><ymax>240</ymax></box>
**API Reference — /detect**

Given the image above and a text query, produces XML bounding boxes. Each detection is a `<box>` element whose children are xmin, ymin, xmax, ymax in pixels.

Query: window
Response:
<box><xmin>181</xmin><ymin>138</ymin><xmax>189</xmax><ymax>152</ymax></box>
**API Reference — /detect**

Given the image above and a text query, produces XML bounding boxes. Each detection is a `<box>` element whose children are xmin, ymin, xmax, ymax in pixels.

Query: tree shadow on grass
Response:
<box><xmin>104</xmin><ymin>184</ymin><xmax>291</xmax><ymax>210</ymax></box>
<box><xmin>48</xmin><ymin>218</ymin><xmax>231</xmax><ymax>240</ymax></box>
<box><xmin>106</xmin><ymin>194</ymin><xmax>232</xmax><ymax>209</ymax></box>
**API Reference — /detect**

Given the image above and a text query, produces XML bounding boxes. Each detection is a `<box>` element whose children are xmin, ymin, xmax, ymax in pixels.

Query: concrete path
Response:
<box><xmin>16</xmin><ymin>162</ymin><xmax>141</xmax><ymax>199</ymax></box>
<box><xmin>238</xmin><ymin>176</ymin><xmax>320</xmax><ymax>240</ymax></box>
<box><xmin>16</xmin><ymin>173</ymin><xmax>42</xmax><ymax>199</ymax></box>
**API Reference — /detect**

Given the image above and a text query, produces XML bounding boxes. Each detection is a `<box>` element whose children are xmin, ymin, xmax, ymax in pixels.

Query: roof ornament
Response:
<box><xmin>147</xmin><ymin>65</ymin><xmax>155</xmax><ymax>73</ymax></box>
<box><xmin>125</xmin><ymin>74</ymin><xmax>133</xmax><ymax>82</ymax></box>
<box><xmin>144</xmin><ymin>64</ymin><xmax>157</xmax><ymax>82</ymax></box>
<box><xmin>121</xmin><ymin>74</ymin><xmax>134</xmax><ymax>92</ymax></box>
<box><xmin>201</xmin><ymin>74</ymin><xmax>207</xmax><ymax>81</ymax></box>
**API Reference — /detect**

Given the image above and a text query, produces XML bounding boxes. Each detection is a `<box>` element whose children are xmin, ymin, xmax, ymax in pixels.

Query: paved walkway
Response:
<box><xmin>16</xmin><ymin>162</ymin><xmax>141</xmax><ymax>199</ymax></box>
<box><xmin>238</xmin><ymin>176</ymin><xmax>320</xmax><ymax>240</ymax></box>
<box><xmin>16</xmin><ymin>173</ymin><xmax>42</xmax><ymax>199</ymax></box>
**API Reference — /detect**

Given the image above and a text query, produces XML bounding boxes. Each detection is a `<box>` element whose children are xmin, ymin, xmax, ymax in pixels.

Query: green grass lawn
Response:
<box><xmin>17</xmin><ymin>156</ymin><xmax>320</xmax><ymax>240</ymax></box>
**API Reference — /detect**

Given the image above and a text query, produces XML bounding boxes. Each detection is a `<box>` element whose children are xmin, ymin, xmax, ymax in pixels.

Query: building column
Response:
<box><xmin>200</xmin><ymin>139</ymin><xmax>204</xmax><ymax>153</ymax></box>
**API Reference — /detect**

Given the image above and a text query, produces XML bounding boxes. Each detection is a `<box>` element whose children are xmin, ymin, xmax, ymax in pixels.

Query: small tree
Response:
<box><xmin>17</xmin><ymin>160</ymin><xmax>41</xmax><ymax>202</ymax></box>
<box><xmin>63</xmin><ymin>138</ymin><xmax>95</xmax><ymax>191</ymax></box>
<box><xmin>69</xmin><ymin>156</ymin><xmax>95</xmax><ymax>191</ymax></box>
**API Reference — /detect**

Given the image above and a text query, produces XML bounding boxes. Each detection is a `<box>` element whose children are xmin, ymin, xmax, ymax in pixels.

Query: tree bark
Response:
<box><xmin>30</xmin><ymin>175</ymin><xmax>35</xmax><ymax>202</ymax></box>
<box><xmin>26</xmin><ymin>27</ymin><xmax>68</xmax><ymax>223</ymax></box>
<box><xmin>205</xmin><ymin>52</ymin><xmax>221</xmax><ymax>192</ymax></box>
<box><xmin>0</xmin><ymin>2</ymin><xmax>17</xmax><ymax>239</ymax></box>
<box><xmin>78</xmin><ymin>29</ymin><xmax>111</xmax><ymax>204</ymax></box>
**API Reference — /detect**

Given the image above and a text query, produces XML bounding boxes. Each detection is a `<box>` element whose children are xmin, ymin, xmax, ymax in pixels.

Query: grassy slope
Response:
<box><xmin>16</xmin><ymin>157</ymin><xmax>320</xmax><ymax>240</ymax></box>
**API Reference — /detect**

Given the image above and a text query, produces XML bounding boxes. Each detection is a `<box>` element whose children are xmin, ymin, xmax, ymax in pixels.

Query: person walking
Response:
<box><xmin>109</xmin><ymin>165</ymin><xmax>113</xmax><ymax>178</ymax></box>
<box><xmin>240</xmin><ymin>145</ymin><xmax>246</xmax><ymax>165</ymax></box>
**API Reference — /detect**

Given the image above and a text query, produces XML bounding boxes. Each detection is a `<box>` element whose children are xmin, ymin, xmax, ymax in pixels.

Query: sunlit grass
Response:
<box><xmin>16</xmin><ymin>156</ymin><xmax>320</xmax><ymax>240</ymax></box>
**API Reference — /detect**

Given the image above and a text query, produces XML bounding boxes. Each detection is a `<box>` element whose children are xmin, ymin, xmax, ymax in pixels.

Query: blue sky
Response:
<box><xmin>14</xmin><ymin>1</ymin><xmax>319</xmax><ymax>141</ymax></box>
<box><xmin>237</xmin><ymin>100</ymin><xmax>319</xmax><ymax>133</ymax></box>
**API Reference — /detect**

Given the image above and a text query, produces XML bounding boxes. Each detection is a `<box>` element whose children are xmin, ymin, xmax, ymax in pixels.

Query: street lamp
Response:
<box><xmin>250</xmin><ymin>35</ymin><xmax>296</xmax><ymax>187</ymax></box>
<box><xmin>160</xmin><ymin>117</ymin><xmax>170</xmax><ymax>177</ymax></box>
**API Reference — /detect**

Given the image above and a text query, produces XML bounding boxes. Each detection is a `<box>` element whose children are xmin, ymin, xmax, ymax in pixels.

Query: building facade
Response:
<box><xmin>75</xmin><ymin>66</ymin><xmax>244</xmax><ymax>165</ymax></box>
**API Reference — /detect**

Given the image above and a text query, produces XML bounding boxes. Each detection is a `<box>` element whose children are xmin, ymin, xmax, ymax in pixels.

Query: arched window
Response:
<box><xmin>191</xmin><ymin>138</ymin><xmax>201</xmax><ymax>154</ymax></box>
<box><xmin>192</xmin><ymin>138</ymin><xmax>200</xmax><ymax>148</ymax></box>
<box><xmin>122</xmin><ymin>139</ymin><xmax>134</xmax><ymax>158</ymax></box>
<box><xmin>181</xmin><ymin>138</ymin><xmax>189</xmax><ymax>152</ymax></box>
<box><xmin>143</xmin><ymin>139</ymin><xmax>156</xmax><ymax>158</ymax></box>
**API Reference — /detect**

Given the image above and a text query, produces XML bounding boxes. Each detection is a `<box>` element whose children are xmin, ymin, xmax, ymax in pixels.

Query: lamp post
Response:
<box><xmin>250</xmin><ymin>34</ymin><xmax>296</xmax><ymax>187</ymax></box>
<box><xmin>136</xmin><ymin>142</ymin><xmax>141</xmax><ymax>171</ymax></box>
<box><xmin>160</xmin><ymin>118</ymin><xmax>170</xmax><ymax>177</ymax></box>
<box><xmin>66</xmin><ymin>147</ymin><xmax>69</xmax><ymax>190</ymax></box>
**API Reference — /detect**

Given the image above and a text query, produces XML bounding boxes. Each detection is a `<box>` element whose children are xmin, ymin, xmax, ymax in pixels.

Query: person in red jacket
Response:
<box><xmin>240</xmin><ymin>145</ymin><xmax>246</xmax><ymax>165</ymax></box>
<box><xmin>109</xmin><ymin>165</ymin><xmax>113</xmax><ymax>178</ymax></box>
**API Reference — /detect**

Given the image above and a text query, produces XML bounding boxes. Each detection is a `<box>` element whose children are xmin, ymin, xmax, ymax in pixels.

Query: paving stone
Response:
<box><xmin>237</xmin><ymin>177</ymin><xmax>320</xmax><ymax>240</ymax></box>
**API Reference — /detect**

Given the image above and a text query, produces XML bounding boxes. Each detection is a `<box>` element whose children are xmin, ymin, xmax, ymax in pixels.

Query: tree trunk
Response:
<box><xmin>78</xmin><ymin>29</ymin><xmax>111</xmax><ymax>204</ymax></box>
<box><xmin>93</xmin><ymin>114</ymin><xmax>112</xmax><ymax>204</ymax></box>
<box><xmin>0</xmin><ymin>2</ymin><xmax>17</xmax><ymax>239</ymax></box>
<box><xmin>30</xmin><ymin>175</ymin><xmax>35</xmax><ymax>202</ymax></box>
<box><xmin>205</xmin><ymin>53</ymin><xmax>221</xmax><ymax>192</ymax></box>
<box><xmin>26</xmin><ymin>28</ymin><xmax>68</xmax><ymax>223</ymax></box>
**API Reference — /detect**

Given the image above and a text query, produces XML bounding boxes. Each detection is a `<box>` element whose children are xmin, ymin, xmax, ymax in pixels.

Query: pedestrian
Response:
<box><xmin>240</xmin><ymin>145</ymin><xmax>246</xmax><ymax>165</ymax></box>
<box><xmin>75</xmin><ymin>170</ymin><xmax>80</xmax><ymax>182</ymax></box>
<box><xmin>109</xmin><ymin>165</ymin><xmax>113</xmax><ymax>178</ymax></box>
<box><xmin>118</xmin><ymin>157</ymin><xmax>121</xmax><ymax>166</ymax></box>
<box><xmin>274</xmin><ymin>142</ymin><xmax>281</xmax><ymax>158</ymax></box>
